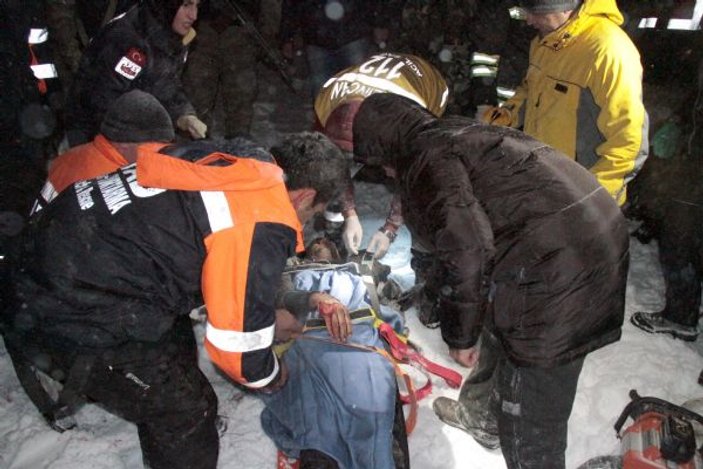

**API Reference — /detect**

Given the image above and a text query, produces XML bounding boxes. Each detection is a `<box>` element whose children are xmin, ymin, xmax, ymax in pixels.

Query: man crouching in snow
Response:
<box><xmin>352</xmin><ymin>93</ymin><xmax>629</xmax><ymax>468</ymax></box>
<box><xmin>1</xmin><ymin>132</ymin><xmax>350</xmax><ymax>469</ymax></box>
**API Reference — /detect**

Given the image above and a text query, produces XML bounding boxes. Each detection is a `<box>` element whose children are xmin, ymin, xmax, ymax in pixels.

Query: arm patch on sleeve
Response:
<box><xmin>114</xmin><ymin>48</ymin><xmax>146</xmax><ymax>80</ymax></box>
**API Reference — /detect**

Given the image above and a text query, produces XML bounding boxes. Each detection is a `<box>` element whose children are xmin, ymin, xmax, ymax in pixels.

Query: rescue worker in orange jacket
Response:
<box><xmin>36</xmin><ymin>89</ymin><xmax>174</xmax><ymax>208</ymax></box>
<box><xmin>2</xmin><ymin>129</ymin><xmax>350</xmax><ymax>468</ymax></box>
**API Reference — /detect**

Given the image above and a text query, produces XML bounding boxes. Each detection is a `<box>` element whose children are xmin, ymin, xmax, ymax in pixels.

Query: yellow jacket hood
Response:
<box><xmin>544</xmin><ymin>0</ymin><xmax>624</xmax><ymax>50</ymax></box>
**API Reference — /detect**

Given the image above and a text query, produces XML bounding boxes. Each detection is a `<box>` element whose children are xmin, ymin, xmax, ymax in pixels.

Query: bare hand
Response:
<box><xmin>311</xmin><ymin>292</ymin><xmax>352</xmax><ymax>342</ymax></box>
<box><xmin>449</xmin><ymin>347</ymin><xmax>480</xmax><ymax>368</ymax></box>
<box><xmin>366</xmin><ymin>230</ymin><xmax>392</xmax><ymax>259</ymax></box>
<box><xmin>274</xmin><ymin>309</ymin><xmax>303</xmax><ymax>342</ymax></box>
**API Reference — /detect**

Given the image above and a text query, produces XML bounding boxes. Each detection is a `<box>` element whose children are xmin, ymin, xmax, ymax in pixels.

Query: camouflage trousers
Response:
<box><xmin>183</xmin><ymin>20</ymin><xmax>259</xmax><ymax>138</ymax></box>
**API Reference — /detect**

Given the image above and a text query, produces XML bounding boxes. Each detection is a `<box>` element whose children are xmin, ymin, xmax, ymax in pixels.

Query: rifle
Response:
<box><xmin>222</xmin><ymin>0</ymin><xmax>298</xmax><ymax>94</ymax></box>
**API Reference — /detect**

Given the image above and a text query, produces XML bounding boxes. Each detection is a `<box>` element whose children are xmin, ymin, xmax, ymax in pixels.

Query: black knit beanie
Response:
<box><xmin>518</xmin><ymin>0</ymin><xmax>582</xmax><ymax>13</ymax></box>
<box><xmin>100</xmin><ymin>90</ymin><xmax>175</xmax><ymax>143</ymax></box>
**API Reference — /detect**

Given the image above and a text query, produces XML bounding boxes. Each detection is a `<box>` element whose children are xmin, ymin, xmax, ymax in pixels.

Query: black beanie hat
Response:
<box><xmin>100</xmin><ymin>90</ymin><xmax>175</xmax><ymax>143</ymax></box>
<box><xmin>518</xmin><ymin>0</ymin><xmax>582</xmax><ymax>13</ymax></box>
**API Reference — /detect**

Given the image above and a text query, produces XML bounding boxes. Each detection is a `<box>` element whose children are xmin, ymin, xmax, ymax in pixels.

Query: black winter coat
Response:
<box><xmin>65</xmin><ymin>4</ymin><xmax>194</xmax><ymax>143</ymax></box>
<box><xmin>353</xmin><ymin>94</ymin><xmax>629</xmax><ymax>367</ymax></box>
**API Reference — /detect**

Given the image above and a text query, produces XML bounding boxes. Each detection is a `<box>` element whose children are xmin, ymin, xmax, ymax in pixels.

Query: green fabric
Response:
<box><xmin>652</xmin><ymin>121</ymin><xmax>683</xmax><ymax>159</ymax></box>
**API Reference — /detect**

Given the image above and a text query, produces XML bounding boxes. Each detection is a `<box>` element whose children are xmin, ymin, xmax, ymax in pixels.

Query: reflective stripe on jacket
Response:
<box><xmin>12</xmin><ymin>150</ymin><xmax>302</xmax><ymax>389</ymax></box>
<box><xmin>314</xmin><ymin>52</ymin><xmax>449</xmax><ymax>127</ymax></box>
<box><xmin>33</xmin><ymin>136</ymin><xmax>165</xmax><ymax>213</ymax></box>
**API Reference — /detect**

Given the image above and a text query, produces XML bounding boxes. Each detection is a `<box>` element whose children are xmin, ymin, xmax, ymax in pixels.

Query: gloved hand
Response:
<box><xmin>176</xmin><ymin>114</ymin><xmax>208</xmax><ymax>139</ymax></box>
<box><xmin>342</xmin><ymin>214</ymin><xmax>363</xmax><ymax>255</ymax></box>
<box><xmin>480</xmin><ymin>105</ymin><xmax>512</xmax><ymax>126</ymax></box>
<box><xmin>366</xmin><ymin>224</ymin><xmax>397</xmax><ymax>259</ymax></box>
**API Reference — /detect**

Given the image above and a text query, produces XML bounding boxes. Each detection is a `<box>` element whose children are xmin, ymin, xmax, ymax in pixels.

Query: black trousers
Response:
<box><xmin>497</xmin><ymin>354</ymin><xmax>584</xmax><ymax>468</ymax></box>
<box><xmin>8</xmin><ymin>316</ymin><xmax>219</xmax><ymax>469</ymax></box>
<box><xmin>459</xmin><ymin>331</ymin><xmax>584</xmax><ymax>469</ymax></box>
<box><xmin>658</xmin><ymin>200</ymin><xmax>703</xmax><ymax>327</ymax></box>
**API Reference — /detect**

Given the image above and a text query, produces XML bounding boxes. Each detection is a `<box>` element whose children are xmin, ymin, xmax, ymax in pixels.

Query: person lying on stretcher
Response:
<box><xmin>263</xmin><ymin>237</ymin><xmax>410</xmax><ymax>469</ymax></box>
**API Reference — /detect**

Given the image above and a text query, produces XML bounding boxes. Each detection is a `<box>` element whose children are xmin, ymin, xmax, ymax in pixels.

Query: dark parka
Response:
<box><xmin>65</xmin><ymin>0</ymin><xmax>195</xmax><ymax>143</ymax></box>
<box><xmin>353</xmin><ymin>93</ymin><xmax>629</xmax><ymax>367</ymax></box>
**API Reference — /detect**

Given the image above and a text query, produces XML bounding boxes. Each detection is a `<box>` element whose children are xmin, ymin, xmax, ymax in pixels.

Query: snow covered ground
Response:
<box><xmin>2</xmin><ymin>67</ymin><xmax>703</xmax><ymax>469</ymax></box>
<box><xmin>2</xmin><ymin>179</ymin><xmax>703</xmax><ymax>469</ymax></box>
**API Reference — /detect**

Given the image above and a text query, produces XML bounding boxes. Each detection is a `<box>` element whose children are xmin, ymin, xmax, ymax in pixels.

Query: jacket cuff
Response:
<box><xmin>438</xmin><ymin>299</ymin><xmax>483</xmax><ymax>349</ymax></box>
<box><xmin>280</xmin><ymin>290</ymin><xmax>313</xmax><ymax>321</ymax></box>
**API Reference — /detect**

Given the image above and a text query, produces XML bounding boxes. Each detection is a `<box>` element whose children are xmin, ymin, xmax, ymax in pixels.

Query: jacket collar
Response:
<box><xmin>537</xmin><ymin>0</ymin><xmax>624</xmax><ymax>51</ymax></box>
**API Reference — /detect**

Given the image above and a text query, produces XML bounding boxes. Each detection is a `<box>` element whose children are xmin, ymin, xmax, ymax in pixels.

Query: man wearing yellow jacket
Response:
<box><xmin>483</xmin><ymin>0</ymin><xmax>649</xmax><ymax>205</ymax></box>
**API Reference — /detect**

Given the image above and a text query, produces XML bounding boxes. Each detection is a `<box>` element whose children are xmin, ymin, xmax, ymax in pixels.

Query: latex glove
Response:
<box><xmin>177</xmin><ymin>114</ymin><xmax>208</xmax><ymax>139</ymax></box>
<box><xmin>480</xmin><ymin>106</ymin><xmax>512</xmax><ymax>126</ymax></box>
<box><xmin>449</xmin><ymin>347</ymin><xmax>480</xmax><ymax>368</ymax></box>
<box><xmin>311</xmin><ymin>292</ymin><xmax>352</xmax><ymax>342</ymax></box>
<box><xmin>342</xmin><ymin>214</ymin><xmax>363</xmax><ymax>255</ymax></box>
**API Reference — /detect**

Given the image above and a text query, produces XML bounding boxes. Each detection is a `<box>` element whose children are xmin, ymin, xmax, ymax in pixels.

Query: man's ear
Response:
<box><xmin>288</xmin><ymin>188</ymin><xmax>317</xmax><ymax>210</ymax></box>
<box><xmin>289</xmin><ymin>188</ymin><xmax>321</xmax><ymax>225</ymax></box>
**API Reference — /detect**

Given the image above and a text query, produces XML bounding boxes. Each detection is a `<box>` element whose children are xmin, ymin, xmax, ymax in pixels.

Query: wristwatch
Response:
<box><xmin>379</xmin><ymin>226</ymin><xmax>397</xmax><ymax>243</ymax></box>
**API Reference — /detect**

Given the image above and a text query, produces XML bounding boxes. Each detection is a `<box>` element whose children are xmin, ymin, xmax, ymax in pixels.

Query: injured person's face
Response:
<box><xmin>305</xmin><ymin>237</ymin><xmax>341</xmax><ymax>262</ymax></box>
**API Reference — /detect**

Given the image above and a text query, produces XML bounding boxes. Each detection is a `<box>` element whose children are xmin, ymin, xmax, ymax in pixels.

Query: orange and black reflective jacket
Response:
<box><xmin>10</xmin><ymin>149</ymin><xmax>303</xmax><ymax>389</ymax></box>
<box><xmin>34</xmin><ymin>135</ymin><xmax>166</xmax><ymax>209</ymax></box>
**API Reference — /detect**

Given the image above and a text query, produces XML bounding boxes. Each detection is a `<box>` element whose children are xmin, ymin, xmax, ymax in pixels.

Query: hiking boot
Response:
<box><xmin>631</xmin><ymin>311</ymin><xmax>698</xmax><ymax>342</ymax></box>
<box><xmin>432</xmin><ymin>397</ymin><xmax>500</xmax><ymax>450</ymax></box>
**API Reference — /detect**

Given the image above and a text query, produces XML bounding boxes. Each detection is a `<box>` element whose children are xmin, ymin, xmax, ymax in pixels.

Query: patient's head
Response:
<box><xmin>305</xmin><ymin>237</ymin><xmax>341</xmax><ymax>263</ymax></box>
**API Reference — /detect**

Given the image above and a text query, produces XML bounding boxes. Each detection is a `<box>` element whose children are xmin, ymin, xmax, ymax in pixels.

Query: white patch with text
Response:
<box><xmin>114</xmin><ymin>56</ymin><xmax>142</xmax><ymax>80</ymax></box>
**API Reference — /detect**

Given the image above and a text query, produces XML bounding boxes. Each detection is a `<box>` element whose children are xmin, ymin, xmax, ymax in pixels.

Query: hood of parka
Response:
<box><xmin>352</xmin><ymin>93</ymin><xmax>435</xmax><ymax>169</ymax></box>
<box><xmin>540</xmin><ymin>0</ymin><xmax>624</xmax><ymax>51</ymax></box>
<box><xmin>140</xmin><ymin>0</ymin><xmax>193</xmax><ymax>47</ymax></box>
<box><xmin>143</xmin><ymin>0</ymin><xmax>183</xmax><ymax>28</ymax></box>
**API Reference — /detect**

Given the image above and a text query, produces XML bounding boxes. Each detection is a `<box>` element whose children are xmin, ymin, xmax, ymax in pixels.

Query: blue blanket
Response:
<box><xmin>260</xmin><ymin>267</ymin><xmax>404</xmax><ymax>469</ymax></box>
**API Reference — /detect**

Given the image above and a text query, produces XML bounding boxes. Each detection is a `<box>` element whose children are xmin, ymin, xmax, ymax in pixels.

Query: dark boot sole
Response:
<box><xmin>630</xmin><ymin>315</ymin><xmax>698</xmax><ymax>342</ymax></box>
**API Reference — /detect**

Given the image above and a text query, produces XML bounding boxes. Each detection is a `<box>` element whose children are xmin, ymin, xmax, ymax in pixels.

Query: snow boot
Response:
<box><xmin>631</xmin><ymin>311</ymin><xmax>699</xmax><ymax>341</ymax></box>
<box><xmin>434</xmin><ymin>329</ymin><xmax>504</xmax><ymax>449</ymax></box>
<box><xmin>432</xmin><ymin>397</ymin><xmax>500</xmax><ymax>450</ymax></box>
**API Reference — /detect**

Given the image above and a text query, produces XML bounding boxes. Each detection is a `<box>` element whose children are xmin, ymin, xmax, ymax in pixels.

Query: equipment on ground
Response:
<box><xmin>578</xmin><ymin>390</ymin><xmax>703</xmax><ymax>468</ymax></box>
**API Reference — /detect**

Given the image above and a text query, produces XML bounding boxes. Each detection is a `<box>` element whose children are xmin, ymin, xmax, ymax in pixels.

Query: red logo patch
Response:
<box><xmin>126</xmin><ymin>47</ymin><xmax>146</xmax><ymax>67</ymax></box>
